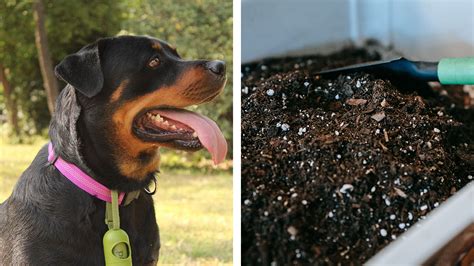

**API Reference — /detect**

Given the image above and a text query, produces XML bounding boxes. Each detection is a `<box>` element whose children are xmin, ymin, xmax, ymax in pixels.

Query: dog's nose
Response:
<box><xmin>206</xmin><ymin>60</ymin><xmax>226</xmax><ymax>76</ymax></box>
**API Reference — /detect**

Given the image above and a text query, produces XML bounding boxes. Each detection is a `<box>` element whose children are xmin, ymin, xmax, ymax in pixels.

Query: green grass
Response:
<box><xmin>0</xmin><ymin>141</ymin><xmax>47</xmax><ymax>196</ymax></box>
<box><xmin>156</xmin><ymin>173</ymin><xmax>232</xmax><ymax>264</ymax></box>
<box><xmin>0</xmin><ymin>141</ymin><xmax>233</xmax><ymax>265</ymax></box>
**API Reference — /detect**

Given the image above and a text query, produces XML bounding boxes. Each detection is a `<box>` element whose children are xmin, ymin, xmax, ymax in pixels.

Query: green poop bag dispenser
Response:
<box><xmin>103</xmin><ymin>190</ymin><xmax>132</xmax><ymax>266</ymax></box>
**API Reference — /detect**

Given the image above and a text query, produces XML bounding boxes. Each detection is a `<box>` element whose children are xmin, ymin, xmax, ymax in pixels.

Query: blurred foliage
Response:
<box><xmin>159</xmin><ymin>148</ymin><xmax>232</xmax><ymax>174</ymax></box>
<box><xmin>0</xmin><ymin>0</ymin><xmax>233</xmax><ymax>162</ymax></box>
<box><xmin>0</xmin><ymin>0</ymin><xmax>123</xmax><ymax>137</ymax></box>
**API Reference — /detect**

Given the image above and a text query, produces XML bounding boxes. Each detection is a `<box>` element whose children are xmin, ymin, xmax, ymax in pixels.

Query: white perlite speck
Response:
<box><xmin>426</xmin><ymin>141</ymin><xmax>432</xmax><ymax>149</ymax></box>
<box><xmin>302</xmin><ymin>200</ymin><xmax>308</xmax><ymax>205</ymax></box>
<box><xmin>244</xmin><ymin>199</ymin><xmax>251</xmax><ymax>205</ymax></box>
<box><xmin>328</xmin><ymin>211</ymin><xmax>334</xmax><ymax>218</ymax></box>
<box><xmin>297</xmin><ymin>127</ymin><xmax>307</xmax><ymax>136</ymax></box>
<box><xmin>398</xmin><ymin>223</ymin><xmax>406</xmax><ymax>229</ymax></box>
<box><xmin>408</xmin><ymin>212</ymin><xmax>413</xmax><ymax>220</ymax></box>
<box><xmin>281</xmin><ymin>123</ymin><xmax>290</xmax><ymax>131</ymax></box>
<box><xmin>304</xmin><ymin>81</ymin><xmax>310</xmax><ymax>87</ymax></box>
<box><xmin>433</xmin><ymin>128</ymin><xmax>441</xmax><ymax>133</ymax></box>
<box><xmin>287</xmin><ymin>226</ymin><xmax>297</xmax><ymax>236</ymax></box>
<box><xmin>390</xmin><ymin>214</ymin><xmax>396</xmax><ymax>220</ymax></box>
<box><xmin>266</xmin><ymin>89</ymin><xmax>275</xmax><ymax>96</ymax></box>
<box><xmin>356</xmin><ymin>80</ymin><xmax>361</xmax><ymax>88</ymax></box>
<box><xmin>420</xmin><ymin>205</ymin><xmax>428</xmax><ymax>211</ymax></box>
<box><xmin>380</xmin><ymin>229</ymin><xmax>387</xmax><ymax>237</ymax></box>
<box><xmin>468</xmin><ymin>175</ymin><xmax>473</xmax><ymax>180</ymax></box>
<box><xmin>339</xmin><ymin>184</ymin><xmax>354</xmax><ymax>194</ymax></box>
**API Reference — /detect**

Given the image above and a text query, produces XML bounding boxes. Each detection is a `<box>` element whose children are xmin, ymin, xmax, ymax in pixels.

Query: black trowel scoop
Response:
<box><xmin>317</xmin><ymin>57</ymin><xmax>474</xmax><ymax>85</ymax></box>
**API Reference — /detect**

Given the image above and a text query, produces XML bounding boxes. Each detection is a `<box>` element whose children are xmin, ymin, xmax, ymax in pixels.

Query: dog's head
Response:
<box><xmin>53</xmin><ymin>35</ymin><xmax>227</xmax><ymax>186</ymax></box>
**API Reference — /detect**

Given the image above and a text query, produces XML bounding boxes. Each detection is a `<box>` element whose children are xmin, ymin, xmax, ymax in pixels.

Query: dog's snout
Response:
<box><xmin>205</xmin><ymin>60</ymin><xmax>226</xmax><ymax>76</ymax></box>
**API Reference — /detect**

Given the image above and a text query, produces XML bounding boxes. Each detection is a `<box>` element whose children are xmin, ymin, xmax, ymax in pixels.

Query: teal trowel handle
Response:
<box><xmin>438</xmin><ymin>57</ymin><xmax>474</xmax><ymax>85</ymax></box>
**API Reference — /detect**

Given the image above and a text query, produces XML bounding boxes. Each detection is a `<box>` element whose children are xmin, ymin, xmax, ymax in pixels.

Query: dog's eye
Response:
<box><xmin>148</xmin><ymin>58</ymin><xmax>160</xmax><ymax>68</ymax></box>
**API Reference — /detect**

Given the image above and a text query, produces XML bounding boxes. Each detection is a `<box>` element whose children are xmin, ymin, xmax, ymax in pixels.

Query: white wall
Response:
<box><xmin>242</xmin><ymin>0</ymin><xmax>474</xmax><ymax>62</ymax></box>
<box><xmin>242</xmin><ymin>0</ymin><xmax>353</xmax><ymax>62</ymax></box>
<box><xmin>392</xmin><ymin>0</ymin><xmax>474</xmax><ymax>60</ymax></box>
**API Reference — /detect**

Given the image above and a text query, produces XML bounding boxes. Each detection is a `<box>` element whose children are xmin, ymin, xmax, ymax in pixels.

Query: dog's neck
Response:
<box><xmin>49</xmin><ymin>86</ymin><xmax>154</xmax><ymax>192</ymax></box>
<box><xmin>49</xmin><ymin>85</ymin><xmax>92</xmax><ymax>176</ymax></box>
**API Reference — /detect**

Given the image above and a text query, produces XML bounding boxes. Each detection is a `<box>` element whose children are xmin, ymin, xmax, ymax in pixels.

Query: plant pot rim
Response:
<box><xmin>367</xmin><ymin>181</ymin><xmax>474</xmax><ymax>265</ymax></box>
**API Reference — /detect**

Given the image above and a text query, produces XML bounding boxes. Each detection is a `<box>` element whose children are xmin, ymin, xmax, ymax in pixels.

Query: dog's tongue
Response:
<box><xmin>155</xmin><ymin>109</ymin><xmax>227</xmax><ymax>165</ymax></box>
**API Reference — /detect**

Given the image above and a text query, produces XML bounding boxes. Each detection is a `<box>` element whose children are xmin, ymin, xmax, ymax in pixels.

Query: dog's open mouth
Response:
<box><xmin>133</xmin><ymin>108</ymin><xmax>227</xmax><ymax>164</ymax></box>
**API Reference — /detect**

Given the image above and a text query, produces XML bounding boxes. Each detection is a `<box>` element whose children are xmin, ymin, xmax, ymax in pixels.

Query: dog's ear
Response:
<box><xmin>54</xmin><ymin>40</ymin><xmax>105</xmax><ymax>98</ymax></box>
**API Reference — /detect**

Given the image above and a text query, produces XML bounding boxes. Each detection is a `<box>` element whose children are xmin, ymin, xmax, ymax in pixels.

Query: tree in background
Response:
<box><xmin>0</xmin><ymin>0</ymin><xmax>123</xmax><ymax>139</ymax></box>
<box><xmin>0</xmin><ymin>63</ymin><xmax>19</xmax><ymax>135</ymax></box>
<box><xmin>33</xmin><ymin>0</ymin><xmax>58</xmax><ymax>114</ymax></box>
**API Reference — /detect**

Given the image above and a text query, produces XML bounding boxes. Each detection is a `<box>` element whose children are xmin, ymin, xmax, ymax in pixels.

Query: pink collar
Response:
<box><xmin>48</xmin><ymin>142</ymin><xmax>125</xmax><ymax>204</ymax></box>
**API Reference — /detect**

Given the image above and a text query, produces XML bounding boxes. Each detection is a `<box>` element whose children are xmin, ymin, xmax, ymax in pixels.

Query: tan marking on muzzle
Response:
<box><xmin>110</xmin><ymin>67</ymin><xmax>223</xmax><ymax>179</ymax></box>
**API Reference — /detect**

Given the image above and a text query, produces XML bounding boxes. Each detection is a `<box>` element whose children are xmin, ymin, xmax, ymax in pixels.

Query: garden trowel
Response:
<box><xmin>317</xmin><ymin>57</ymin><xmax>474</xmax><ymax>85</ymax></box>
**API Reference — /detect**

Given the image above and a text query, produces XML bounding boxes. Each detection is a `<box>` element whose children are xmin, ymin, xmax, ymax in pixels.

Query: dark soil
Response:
<box><xmin>241</xmin><ymin>47</ymin><xmax>474</xmax><ymax>265</ymax></box>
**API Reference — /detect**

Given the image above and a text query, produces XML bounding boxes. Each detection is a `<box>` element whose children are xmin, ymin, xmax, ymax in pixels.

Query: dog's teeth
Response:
<box><xmin>192</xmin><ymin>132</ymin><xmax>198</xmax><ymax>138</ymax></box>
<box><xmin>170</xmin><ymin>125</ymin><xmax>177</xmax><ymax>130</ymax></box>
<box><xmin>163</xmin><ymin>121</ymin><xmax>169</xmax><ymax>126</ymax></box>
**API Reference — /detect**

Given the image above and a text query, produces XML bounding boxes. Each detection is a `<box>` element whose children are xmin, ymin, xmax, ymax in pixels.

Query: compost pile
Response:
<box><xmin>241</xmin><ymin>47</ymin><xmax>474</xmax><ymax>265</ymax></box>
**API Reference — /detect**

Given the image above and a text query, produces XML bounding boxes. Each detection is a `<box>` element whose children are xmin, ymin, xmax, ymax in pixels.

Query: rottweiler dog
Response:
<box><xmin>0</xmin><ymin>35</ymin><xmax>227</xmax><ymax>265</ymax></box>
